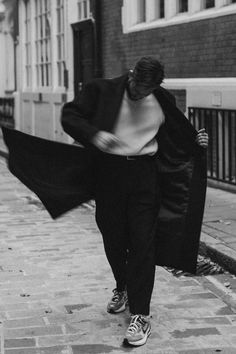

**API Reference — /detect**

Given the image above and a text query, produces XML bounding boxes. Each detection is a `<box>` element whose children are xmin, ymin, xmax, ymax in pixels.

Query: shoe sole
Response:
<box><xmin>125</xmin><ymin>326</ymin><xmax>151</xmax><ymax>347</ymax></box>
<box><xmin>107</xmin><ymin>301</ymin><xmax>127</xmax><ymax>314</ymax></box>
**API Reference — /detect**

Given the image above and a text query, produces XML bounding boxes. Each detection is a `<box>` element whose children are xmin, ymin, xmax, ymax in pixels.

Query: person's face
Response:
<box><xmin>128</xmin><ymin>70</ymin><xmax>158</xmax><ymax>100</ymax></box>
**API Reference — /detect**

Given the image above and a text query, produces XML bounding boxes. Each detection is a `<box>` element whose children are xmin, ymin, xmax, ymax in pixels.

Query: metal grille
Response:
<box><xmin>189</xmin><ymin>107</ymin><xmax>236</xmax><ymax>185</ymax></box>
<box><xmin>0</xmin><ymin>97</ymin><xmax>15</xmax><ymax>128</ymax></box>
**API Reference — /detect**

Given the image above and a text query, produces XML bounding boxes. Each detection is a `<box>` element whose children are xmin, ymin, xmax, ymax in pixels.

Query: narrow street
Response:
<box><xmin>0</xmin><ymin>156</ymin><xmax>236</xmax><ymax>354</ymax></box>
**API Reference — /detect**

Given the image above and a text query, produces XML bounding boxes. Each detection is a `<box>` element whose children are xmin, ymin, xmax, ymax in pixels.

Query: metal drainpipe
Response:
<box><xmin>94</xmin><ymin>0</ymin><xmax>102</xmax><ymax>78</ymax></box>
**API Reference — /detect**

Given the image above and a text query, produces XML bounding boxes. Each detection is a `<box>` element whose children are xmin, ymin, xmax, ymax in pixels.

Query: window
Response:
<box><xmin>152</xmin><ymin>0</ymin><xmax>165</xmax><ymax>20</ymax></box>
<box><xmin>202</xmin><ymin>0</ymin><xmax>215</xmax><ymax>9</ymax></box>
<box><xmin>56</xmin><ymin>0</ymin><xmax>65</xmax><ymax>87</ymax></box>
<box><xmin>122</xmin><ymin>0</ymin><xmax>236</xmax><ymax>33</ymax></box>
<box><xmin>178</xmin><ymin>0</ymin><xmax>188</xmax><ymax>13</ymax></box>
<box><xmin>78</xmin><ymin>0</ymin><xmax>90</xmax><ymax>21</ymax></box>
<box><xmin>24</xmin><ymin>0</ymin><xmax>31</xmax><ymax>87</ymax></box>
<box><xmin>35</xmin><ymin>0</ymin><xmax>52</xmax><ymax>87</ymax></box>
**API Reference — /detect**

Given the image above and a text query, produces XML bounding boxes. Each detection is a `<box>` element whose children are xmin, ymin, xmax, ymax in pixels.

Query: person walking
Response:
<box><xmin>60</xmin><ymin>56</ymin><xmax>209</xmax><ymax>346</ymax></box>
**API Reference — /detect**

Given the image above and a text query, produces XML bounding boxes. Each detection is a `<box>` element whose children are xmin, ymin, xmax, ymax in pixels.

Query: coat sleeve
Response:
<box><xmin>61</xmin><ymin>81</ymin><xmax>100</xmax><ymax>146</ymax></box>
<box><xmin>161</xmin><ymin>88</ymin><xmax>177</xmax><ymax>106</ymax></box>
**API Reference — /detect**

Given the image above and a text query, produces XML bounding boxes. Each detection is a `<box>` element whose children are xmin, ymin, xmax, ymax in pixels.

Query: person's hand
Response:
<box><xmin>196</xmin><ymin>128</ymin><xmax>209</xmax><ymax>148</ymax></box>
<box><xmin>91</xmin><ymin>131</ymin><xmax>121</xmax><ymax>152</ymax></box>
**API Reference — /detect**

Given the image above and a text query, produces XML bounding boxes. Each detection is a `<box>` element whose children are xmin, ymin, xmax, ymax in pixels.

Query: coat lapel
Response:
<box><xmin>98</xmin><ymin>74</ymin><xmax>128</xmax><ymax>132</ymax></box>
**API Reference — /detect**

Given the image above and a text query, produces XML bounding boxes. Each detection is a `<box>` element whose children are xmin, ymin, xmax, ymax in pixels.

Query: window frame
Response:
<box><xmin>77</xmin><ymin>0</ymin><xmax>91</xmax><ymax>21</ymax></box>
<box><xmin>34</xmin><ymin>0</ymin><xmax>52</xmax><ymax>88</ymax></box>
<box><xmin>56</xmin><ymin>0</ymin><xmax>65</xmax><ymax>87</ymax></box>
<box><xmin>24</xmin><ymin>0</ymin><xmax>32</xmax><ymax>88</ymax></box>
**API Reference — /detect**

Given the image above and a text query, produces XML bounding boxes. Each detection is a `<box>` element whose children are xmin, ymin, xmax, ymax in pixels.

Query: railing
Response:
<box><xmin>189</xmin><ymin>107</ymin><xmax>236</xmax><ymax>185</ymax></box>
<box><xmin>0</xmin><ymin>97</ymin><xmax>15</xmax><ymax>128</ymax></box>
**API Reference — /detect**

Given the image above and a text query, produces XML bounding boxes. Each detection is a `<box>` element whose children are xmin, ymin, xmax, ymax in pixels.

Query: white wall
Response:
<box><xmin>163</xmin><ymin>78</ymin><xmax>236</xmax><ymax>115</ymax></box>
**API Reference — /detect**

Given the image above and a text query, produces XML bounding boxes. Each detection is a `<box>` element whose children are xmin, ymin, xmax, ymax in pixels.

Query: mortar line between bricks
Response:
<box><xmin>5</xmin><ymin>345</ymin><xmax>36</xmax><ymax>350</ymax></box>
<box><xmin>4</xmin><ymin>330</ymin><xmax>66</xmax><ymax>339</ymax></box>
<box><xmin>3</xmin><ymin>324</ymin><xmax>58</xmax><ymax>330</ymax></box>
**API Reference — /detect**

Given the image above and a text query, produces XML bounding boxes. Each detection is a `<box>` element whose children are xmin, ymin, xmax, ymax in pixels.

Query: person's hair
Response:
<box><xmin>133</xmin><ymin>56</ymin><xmax>164</xmax><ymax>87</ymax></box>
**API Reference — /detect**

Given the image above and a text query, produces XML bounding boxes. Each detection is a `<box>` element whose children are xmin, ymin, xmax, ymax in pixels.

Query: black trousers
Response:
<box><xmin>94</xmin><ymin>154</ymin><xmax>159</xmax><ymax>316</ymax></box>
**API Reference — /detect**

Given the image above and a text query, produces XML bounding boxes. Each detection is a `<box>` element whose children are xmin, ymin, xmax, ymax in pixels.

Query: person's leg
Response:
<box><xmin>123</xmin><ymin>158</ymin><xmax>159</xmax><ymax>346</ymax></box>
<box><xmin>126</xmin><ymin>159</ymin><xmax>159</xmax><ymax>316</ymax></box>
<box><xmin>94</xmin><ymin>157</ymin><xmax>128</xmax><ymax>293</ymax></box>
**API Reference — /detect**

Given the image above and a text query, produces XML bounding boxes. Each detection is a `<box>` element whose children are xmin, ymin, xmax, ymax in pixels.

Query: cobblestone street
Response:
<box><xmin>0</xmin><ymin>156</ymin><xmax>236</xmax><ymax>354</ymax></box>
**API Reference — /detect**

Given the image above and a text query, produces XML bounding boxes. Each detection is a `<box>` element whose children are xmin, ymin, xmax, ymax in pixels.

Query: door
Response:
<box><xmin>72</xmin><ymin>19</ymin><xmax>95</xmax><ymax>97</ymax></box>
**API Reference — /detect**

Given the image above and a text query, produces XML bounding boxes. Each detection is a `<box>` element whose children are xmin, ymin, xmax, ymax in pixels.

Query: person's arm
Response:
<box><xmin>61</xmin><ymin>81</ymin><xmax>99</xmax><ymax>146</ymax></box>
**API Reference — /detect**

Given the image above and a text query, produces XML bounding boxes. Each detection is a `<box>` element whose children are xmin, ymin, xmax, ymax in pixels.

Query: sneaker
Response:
<box><xmin>107</xmin><ymin>288</ymin><xmax>128</xmax><ymax>313</ymax></box>
<box><xmin>124</xmin><ymin>314</ymin><xmax>151</xmax><ymax>346</ymax></box>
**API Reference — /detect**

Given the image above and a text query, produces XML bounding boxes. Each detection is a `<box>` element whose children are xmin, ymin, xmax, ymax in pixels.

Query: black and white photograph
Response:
<box><xmin>0</xmin><ymin>0</ymin><xmax>236</xmax><ymax>353</ymax></box>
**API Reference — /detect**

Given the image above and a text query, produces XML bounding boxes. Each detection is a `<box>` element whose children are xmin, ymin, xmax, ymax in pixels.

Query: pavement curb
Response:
<box><xmin>199</xmin><ymin>233</ymin><xmax>236</xmax><ymax>276</ymax></box>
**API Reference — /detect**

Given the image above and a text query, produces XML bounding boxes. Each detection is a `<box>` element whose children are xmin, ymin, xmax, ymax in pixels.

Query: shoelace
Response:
<box><xmin>112</xmin><ymin>289</ymin><xmax>123</xmax><ymax>303</ymax></box>
<box><xmin>127</xmin><ymin>315</ymin><xmax>146</xmax><ymax>334</ymax></box>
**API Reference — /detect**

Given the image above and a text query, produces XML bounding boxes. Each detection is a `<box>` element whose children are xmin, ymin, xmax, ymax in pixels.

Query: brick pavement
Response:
<box><xmin>1</xmin><ymin>157</ymin><xmax>236</xmax><ymax>353</ymax></box>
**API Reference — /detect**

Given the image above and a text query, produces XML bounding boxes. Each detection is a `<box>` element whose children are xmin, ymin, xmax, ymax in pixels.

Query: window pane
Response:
<box><xmin>78</xmin><ymin>0</ymin><xmax>90</xmax><ymax>20</ymax></box>
<box><xmin>83</xmin><ymin>0</ymin><xmax>87</xmax><ymax>17</ymax></box>
<box><xmin>160</xmin><ymin>0</ymin><xmax>165</xmax><ymax>18</ymax></box>
<box><xmin>137</xmin><ymin>0</ymin><xmax>145</xmax><ymax>23</ymax></box>
<box><xmin>179</xmin><ymin>0</ymin><xmax>188</xmax><ymax>12</ymax></box>
<box><xmin>57</xmin><ymin>8</ymin><xmax>61</xmax><ymax>32</ymax></box>
<box><xmin>153</xmin><ymin>0</ymin><xmax>165</xmax><ymax>19</ymax></box>
<box><xmin>204</xmin><ymin>0</ymin><xmax>215</xmax><ymax>8</ymax></box>
<box><xmin>56</xmin><ymin>0</ymin><xmax>65</xmax><ymax>87</ymax></box>
<box><xmin>62</xmin><ymin>34</ymin><xmax>65</xmax><ymax>58</ymax></box>
<box><xmin>57</xmin><ymin>36</ymin><xmax>61</xmax><ymax>59</ymax></box>
<box><xmin>78</xmin><ymin>2</ymin><xmax>82</xmax><ymax>19</ymax></box>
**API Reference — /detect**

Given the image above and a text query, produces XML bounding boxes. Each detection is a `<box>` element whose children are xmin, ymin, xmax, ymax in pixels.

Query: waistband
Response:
<box><xmin>97</xmin><ymin>152</ymin><xmax>157</xmax><ymax>161</ymax></box>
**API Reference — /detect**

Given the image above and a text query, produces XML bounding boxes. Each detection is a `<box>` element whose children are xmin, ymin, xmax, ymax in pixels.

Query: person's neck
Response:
<box><xmin>126</xmin><ymin>82</ymin><xmax>136</xmax><ymax>101</ymax></box>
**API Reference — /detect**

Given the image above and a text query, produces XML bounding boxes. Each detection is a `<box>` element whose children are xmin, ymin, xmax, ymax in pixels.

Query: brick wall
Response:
<box><xmin>100</xmin><ymin>0</ymin><xmax>236</xmax><ymax>79</ymax></box>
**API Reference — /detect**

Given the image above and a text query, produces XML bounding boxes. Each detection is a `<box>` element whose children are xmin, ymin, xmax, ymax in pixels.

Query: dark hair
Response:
<box><xmin>133</xmin><ymin>57</ymin><xmax>164</xmax><ymax>86</ymax></box>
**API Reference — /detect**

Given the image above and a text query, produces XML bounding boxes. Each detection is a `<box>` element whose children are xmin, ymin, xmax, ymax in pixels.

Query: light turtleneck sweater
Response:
<box><xmin>108</xmin><ymin>90</ymin><xmax>165</xmax><ymax>156</ymax></box>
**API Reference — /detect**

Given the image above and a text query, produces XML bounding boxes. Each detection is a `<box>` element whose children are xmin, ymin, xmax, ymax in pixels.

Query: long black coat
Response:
<box><xmin>2</xmin><ymin>74</ymin><xmax>207</xmax><ymax>274</ymax></box>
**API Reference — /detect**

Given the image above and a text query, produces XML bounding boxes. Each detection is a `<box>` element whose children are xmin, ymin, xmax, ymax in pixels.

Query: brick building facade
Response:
<box><xmin>101</xmin><ymin>3</ymin><xmax>236</xmax><ymax>79</ymax></box>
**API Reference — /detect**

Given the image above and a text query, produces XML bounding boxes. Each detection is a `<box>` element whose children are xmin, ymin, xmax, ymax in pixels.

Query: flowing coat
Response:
<box><xmin>2</xmin><ymin>74</ymin><xmax>207</xmax><ymax>274</ymax></box>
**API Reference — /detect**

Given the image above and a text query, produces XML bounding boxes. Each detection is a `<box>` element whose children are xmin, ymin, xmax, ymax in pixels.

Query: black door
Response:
<box><xmin>72</xmin><ymin>19</ymin><xmax>95</xmax><ymax>97</ymax></box>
